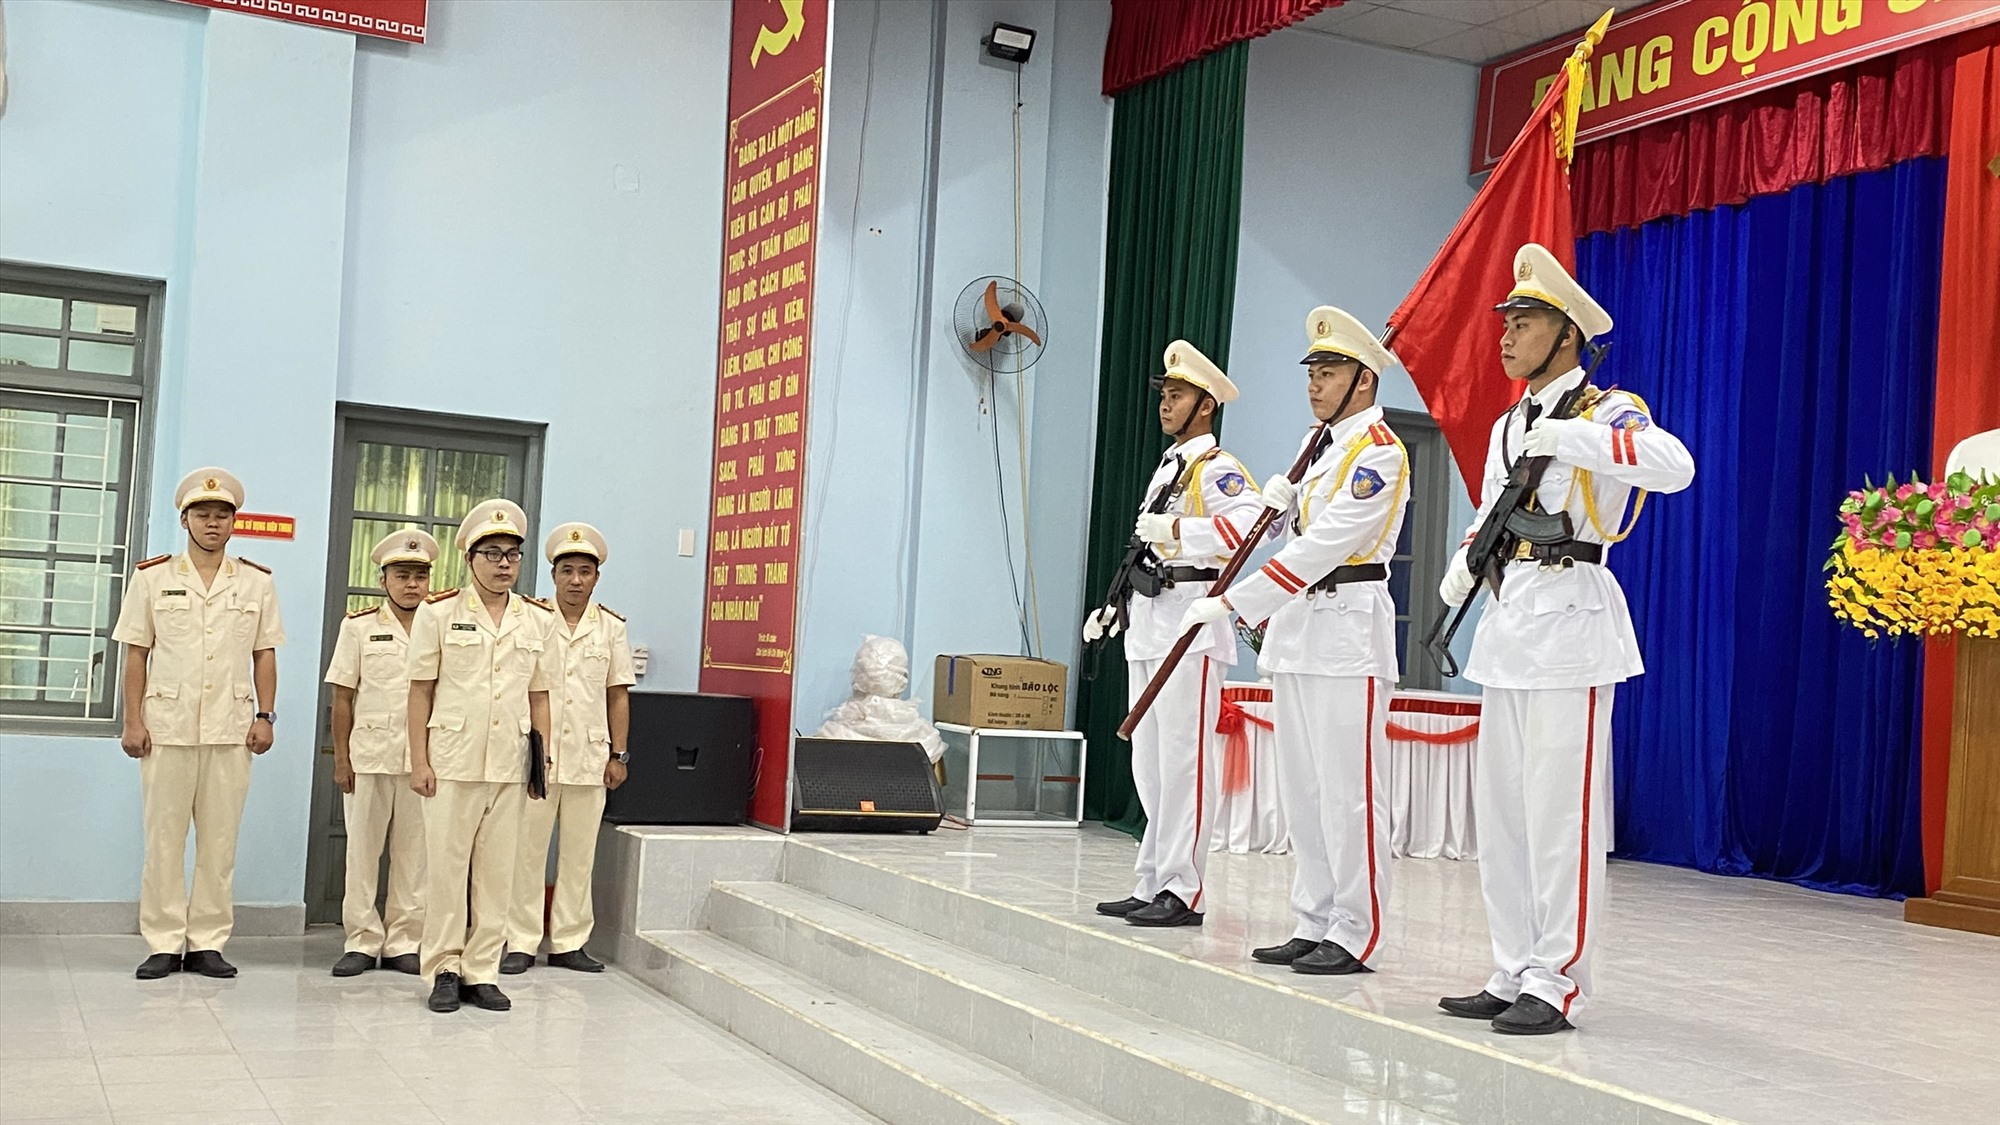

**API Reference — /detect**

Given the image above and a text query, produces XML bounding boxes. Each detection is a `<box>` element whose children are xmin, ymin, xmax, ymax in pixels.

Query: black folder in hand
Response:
<box><xmin>527</xmin><ymin>729</ymin><xmax>548</xmax><ymax>800</ymax></box>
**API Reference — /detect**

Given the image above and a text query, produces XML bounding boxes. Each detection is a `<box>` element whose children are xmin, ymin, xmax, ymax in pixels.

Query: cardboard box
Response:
<box><xmin>934</xmin><ymin>655</ymin><xmax>1068</xmax><ymax>730</ymax></box>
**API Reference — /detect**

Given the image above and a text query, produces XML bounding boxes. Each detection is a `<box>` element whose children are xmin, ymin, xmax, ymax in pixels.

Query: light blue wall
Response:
<box><xmin>0</xmin><ymin>0</ymin><xmax>730</xmax><ymax>908</ymax></box>
<box><xmin>1224</xmin><ymin>28</ymin><xmax>1486</xmax><ymax>685</ymax></box>
<box><xmin>795</xmin><ymin>0</ymin><xmax>1111</xmax><ymax>727</ymax></box>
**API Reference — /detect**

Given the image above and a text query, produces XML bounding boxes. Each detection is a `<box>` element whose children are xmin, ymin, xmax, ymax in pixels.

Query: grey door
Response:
<box><xmin>304</xmin><ymin>405</ymin><xmax>544</xmax><ymax>925</ymax></box>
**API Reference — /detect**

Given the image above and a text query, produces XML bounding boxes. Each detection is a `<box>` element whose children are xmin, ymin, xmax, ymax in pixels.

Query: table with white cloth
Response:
<box><xmin>1209</xmin><ymin>683</ymin><xmax>1481</xmax><ymax>860</ymax></box>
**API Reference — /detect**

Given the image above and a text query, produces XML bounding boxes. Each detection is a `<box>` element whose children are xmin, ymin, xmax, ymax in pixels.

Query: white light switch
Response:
<box><xmin>632</xmin><ymin>646</ymin><xmax>650</xmax><ymax>678</ymax></box>
<box><xmin>678</xmin><ymin>529</ymin><xmax>697</xmax><ymax>557</ymax></box>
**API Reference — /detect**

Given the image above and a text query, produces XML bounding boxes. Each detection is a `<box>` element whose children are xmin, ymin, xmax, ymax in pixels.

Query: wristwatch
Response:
<box><xmin>255</xmin><ymin>711</ymin><xmax>278</xmax><ymax>724</ymax></box>
<box><xmin>609</xmin><ymin>750</ymin><xmax>630</xmax><ymax>765</ymax></box>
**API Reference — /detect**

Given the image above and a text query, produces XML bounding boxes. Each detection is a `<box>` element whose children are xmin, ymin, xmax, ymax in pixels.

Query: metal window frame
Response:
<box><xmin>1384</xmin><ymin>407</ymin><xmax>1449</xmax><ymax>692</ymax></box>
<box><xmin>0</xmin><ymin>261</ymin><xmax>162</xmax><ymax>736</ymax></box>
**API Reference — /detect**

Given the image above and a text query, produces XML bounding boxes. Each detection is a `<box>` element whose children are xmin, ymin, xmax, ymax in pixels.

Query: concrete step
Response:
<box><xmin>630</xmin><ymin>928</ymin><xmax>1122</xmax><ymax>1125</ymax></box>
<box><xmin>708</xmin><ymin>878</ymin><xmax>1431</xmax><ymax>1125</ymax></box>
<box><xmin>778</xmin><ymin>840</ymin><xmax>1721</xmax><ymax>1125</ymax></box>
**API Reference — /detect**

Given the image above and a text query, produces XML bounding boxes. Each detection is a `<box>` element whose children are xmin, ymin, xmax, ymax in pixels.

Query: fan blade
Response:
<box><xmin>1002</xmin><ymin>319</ymin><xmax>1042</xmax><ymax>348</ymax></box>
<box><xmin>968</xmin><ymin>328</ymin><xmax>1002</xmax><ymax>352</ymax></box>
<box><xmin>981</xmin><ymin>280</ymin><xmax>1004</xmax><ymax>325</ymax></box>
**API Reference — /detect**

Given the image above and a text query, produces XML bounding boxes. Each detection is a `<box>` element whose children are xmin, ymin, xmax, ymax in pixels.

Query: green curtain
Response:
<box><xmin>1079</xmin><ymin>42</ymin><xmax>1250</xmax><ymax>839</ymax></box>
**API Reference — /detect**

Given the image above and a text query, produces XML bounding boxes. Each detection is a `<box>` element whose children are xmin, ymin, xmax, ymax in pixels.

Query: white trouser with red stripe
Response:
<box><xmin>1474</xmin><ymin>685</ymin><xmax>1615</xmax><ymax>1019</ymax></box>
<box><xmin>1271</xmin><ymin>674</ymin><xmax>1392</xmax><ymax>963</ymax></box>
<box><xmin>1126</xmin><ymin>655</ymin><xmax>1222</xmax><ymax>909</ymax></box>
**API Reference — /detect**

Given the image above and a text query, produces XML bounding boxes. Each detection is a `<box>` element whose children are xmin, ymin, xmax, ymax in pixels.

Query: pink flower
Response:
<box><xmin>1883</xmin><ymin>506</ymin><xmax>1904</xmax><ymax>522</ymax></box>
<box><xmin>1929</xmin><ymin>481</ymin><xmax>1948</xmax><ymax>500</ymax></box>
<box><xmin>1881</xmin><ymin>532</ymin><xmax>1899</xmax><ymax>547</ymax></box>
<box><xmin>1897</xmin><ymin>484</ymin><xmax>1918</xmax><ymax>500</ymax></box>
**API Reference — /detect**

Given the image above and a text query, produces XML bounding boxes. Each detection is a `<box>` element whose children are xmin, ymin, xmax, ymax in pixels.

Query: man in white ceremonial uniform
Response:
<box><xmin>1436</xmin><ymin>244</ymin><xmax>1694</xmax><ymax>1034</ymax></box>
<box><xmin>323</xmin><ymin>528</ymin><xmax>439</xmax><ymax>978</ymax></box>
<box><xmin>408</xmin><ymin>498</ymin><xmax>556</xmax><ymax>1013</ymax></box>
<box><xmin>1084</xmin><ymin>341</ymin><xmax>1266</xmax><ymax>928</ymax></box>
<box><xmin>501</xmin><ymin>522</ymin><xmax>634</xmax><ymax>975</ymax></box>
<box><xmin>1180</xmin><ymin>307</ymin><xmax>1409</xmax><ymax>976</ymax></box>
<box><xmin>116</xmin><ymin>468</ymin><xmax>284</xmax><ymax>981</ymax></box>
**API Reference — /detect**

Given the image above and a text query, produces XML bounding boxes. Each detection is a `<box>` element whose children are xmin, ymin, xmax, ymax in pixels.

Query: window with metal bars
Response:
<box><xmin>0</xmin><ymin>265</ymin><xmax>161</xmax><ymax>732</ymax></box>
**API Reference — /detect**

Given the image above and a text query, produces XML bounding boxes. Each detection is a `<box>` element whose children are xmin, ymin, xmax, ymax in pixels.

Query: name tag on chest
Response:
<box><xmin>162</xmin><ymin>589</ymin><xmax>188</xmax><ymax>597</ymax></box>
<box><xmin>369</xmin><ymin>634</ymin><xmax>395</xmax><ymax>642</ymax></box>
<box><xmin>451</xmin><ymin>623</ymin><xmax>479</xmax><ymax>632</ymax></box>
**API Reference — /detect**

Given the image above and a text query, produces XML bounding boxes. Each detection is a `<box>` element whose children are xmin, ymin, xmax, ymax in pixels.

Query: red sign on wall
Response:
<box><xmin>167</xmin><ymin>0</ymin><xmax>427</xmax><ymax>44</ymax></box>
<box><xmin>698</xmin><ymin>0</ymin><xmax>830</xmax><ymax>830</ymax></box>
<box><xmin>231</xmin><ymin>512</ymin><xmax>297</xmax><ymax>540</ymax></box>
<box><xmin>1471</xmin><ymin>0</ymin><xmax>2000</xmax><ymax>173</ymax></box>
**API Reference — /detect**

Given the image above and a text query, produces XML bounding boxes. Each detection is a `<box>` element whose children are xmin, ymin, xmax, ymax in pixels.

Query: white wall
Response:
<box><xmin>1225</xmin><ymin>27</ymin><xmax>1485</xmax><ymax>683</ymax></box>
<box><xmin>0</xmin><ymin>0</ymin><xmax>730</xmax><ymax>913</ymax></box>
<box><xmin>795</xmin><ymin>0</ymin><xmax>1111</xmax><ymax>725</ymax></box>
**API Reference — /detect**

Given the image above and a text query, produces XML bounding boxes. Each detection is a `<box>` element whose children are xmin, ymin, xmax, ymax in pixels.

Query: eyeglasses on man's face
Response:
<box><xmin>473</xmin><ymin>548</ymin><xmax>523</xmax><ymax>564</ymax></box>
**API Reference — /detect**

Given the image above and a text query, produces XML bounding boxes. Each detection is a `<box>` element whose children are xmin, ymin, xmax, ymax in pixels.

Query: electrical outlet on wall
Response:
<box><xmin>632</xmin><ymin>646</ymin><xmax>650</xmax><ymax>678</ymax></box>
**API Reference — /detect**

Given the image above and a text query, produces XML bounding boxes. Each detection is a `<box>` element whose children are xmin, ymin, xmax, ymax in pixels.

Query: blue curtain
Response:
<box><xmin>1576</xmin><ymin>158</ymin><xmax>1945</xmax><ymax>898</ymax></box>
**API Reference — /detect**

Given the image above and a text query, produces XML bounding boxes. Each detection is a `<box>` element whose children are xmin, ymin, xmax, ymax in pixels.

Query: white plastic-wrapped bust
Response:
<box><xmin>813</xmin><ymin>634</ymin><xmax>946</xmax><ymax>762</ymax></box>
<box><xmin>1947</xmin><ymin>429</ymin><xmax>2000</xmax><ymax>477</ymax></box>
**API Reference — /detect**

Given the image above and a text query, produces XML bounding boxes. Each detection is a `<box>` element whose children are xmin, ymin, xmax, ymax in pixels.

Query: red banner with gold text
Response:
<box><xmin>1471</xmin><ymin>0</ymin><xmax>2000</xmax><ymax>173</ymax></box>
<box><xmin>166</xmin><ymin>0</ymin><xmax>427</xmax><ymax>44</ymax></box>
<box><xmin>699</xmin><ymin>0</ymin><xmax>830</xmax><ymax>830</ymax></box>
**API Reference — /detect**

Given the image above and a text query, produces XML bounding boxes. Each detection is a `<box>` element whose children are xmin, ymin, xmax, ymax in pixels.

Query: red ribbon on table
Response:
<box><xmin>1214</xmin><ymin>698</ymin><xmax>1274</xmax><ymax>794</ymax></box>
<box><xmin>1384</xmin><ymin>720</ymin><xmax>1480</xmax><ymax>746</ymax></box>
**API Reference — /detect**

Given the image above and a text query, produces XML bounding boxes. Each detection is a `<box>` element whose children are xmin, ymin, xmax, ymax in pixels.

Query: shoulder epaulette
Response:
<box><xmin>238</xmin><ymin>558</ymin><xmax>271</xmax><ymax>574</ymax></box>
<box><xmin>345</xmin><ymin>605</ymin><xmax>378</xmax><ymax>619</ymax></box>
<box><xmin>598</xmin><ymin>604</ymin><xmax>626</xmax><ymax>622</ymax></box>
<box><xmin>424</xmin><ymin>588</ymin><xmax>460</xmax><ymax>604</ymax></box>
<box><xmin>1367</xmin><ymin>422</ymin><xmax>1397</xmax><ymax>447</ymax></box>
<box><xmin>135</xmin><ymin>554</ymin><xmax>170</xmax><ymax>570</ymax></box>
<box><xmin>522</xmin><ymin>595</ymin><xmax>555</xmax><ymax>612</ymax></box>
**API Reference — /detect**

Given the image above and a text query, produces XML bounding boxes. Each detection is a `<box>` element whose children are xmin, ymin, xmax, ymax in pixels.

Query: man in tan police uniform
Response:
<box><xmin>502</xmin><ymin>522</ymin><xmax>635</xmax><ymax>975</ymax></box>
<box><xmin>408</xmin><ymin>499</ymin><xmax>555</xmax><ymax>1013</ymax></box>
<box><xmin>323</xmin><ymin>528</ymin><xmax>438</xmax><ymax>978</ymax></box>
<box><xmin>114</xmin><ymin>468</ymin><xmax>284</xmax><ymax>981</ymax></box>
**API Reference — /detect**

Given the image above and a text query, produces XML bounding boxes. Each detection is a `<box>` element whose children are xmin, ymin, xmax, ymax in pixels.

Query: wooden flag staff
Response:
<box><xmin>1116</xmin><ymin>327</ymin><xmax>1398</xmax><ymax>740</ymax></box>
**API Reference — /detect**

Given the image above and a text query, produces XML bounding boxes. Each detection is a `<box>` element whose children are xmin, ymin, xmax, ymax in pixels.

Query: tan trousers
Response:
<box><xmin>505</xmin><ymin>782</ymin><xmax>608</xmax><ymax>955</ymax></box>
<box><xmin>419</xmin><ymin>779</ymin><xmax>523</xmax><ymax>986</ymax></box>
<box><xmin>140</xmin><ymin>744</ymin><xmax>252</xmax><ymax>955</ymax></box>
<box><xmin>341</xmin><ymin>773</ymin><xmax>427</xmax><ymax>957</ymax></box>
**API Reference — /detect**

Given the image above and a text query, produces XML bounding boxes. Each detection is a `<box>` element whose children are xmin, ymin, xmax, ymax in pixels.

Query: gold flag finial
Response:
<box><xmin>1556</xmin><ymin>9</ymin><xmax>1618</xmax><ymax>166</ymax></box>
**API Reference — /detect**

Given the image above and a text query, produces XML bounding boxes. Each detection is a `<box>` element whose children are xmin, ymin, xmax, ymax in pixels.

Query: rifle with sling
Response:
<box><xmin>1423</xmin><ymin>346</ymin><xmax>1609</xmax><ymax>678</ymax></box>
<box><xmin>1080</xmin><ymin>451</ymin><xmax>1200</xmax><ymax>679</ymax></box>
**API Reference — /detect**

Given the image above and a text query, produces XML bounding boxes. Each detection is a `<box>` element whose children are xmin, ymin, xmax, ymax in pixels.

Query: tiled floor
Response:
<box><xmin>803</xmin><ymin>826</ymin><xmax>2000</xmax><ymax>1125</ymax></box>
<box><xmin>0</xmin><ymin>930</ymin><xmax>882</xmax><ymax>1125</ymax></box>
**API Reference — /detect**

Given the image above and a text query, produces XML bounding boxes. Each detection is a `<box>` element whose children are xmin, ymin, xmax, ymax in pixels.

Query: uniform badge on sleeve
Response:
<box><xmin>1609</xmin><ymin>409</ymin><xmax>1650</xmax><ymax>432</ymax></box>
<box><xmin>1351</xmin><ymin>466</ymin><xmax>1385</xmax><ymax>499</ymax></box>
<box><xmin>1216</xmin><ymin>472</ymin><xmax>1246</xmax><ymax>497</ymax></box>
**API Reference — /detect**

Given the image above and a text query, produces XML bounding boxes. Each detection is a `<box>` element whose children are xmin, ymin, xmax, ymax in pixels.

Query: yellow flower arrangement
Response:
<box><xmin>1825</xmin><ymin>471</ymin><xmax>2000</xmax><ymax>640</ymax></box>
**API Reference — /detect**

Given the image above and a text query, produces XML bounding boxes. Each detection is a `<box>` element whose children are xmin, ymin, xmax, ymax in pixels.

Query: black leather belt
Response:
<box><xmin>1511</xmin><ymin>539</ymin><xmax>1603</xmax><ymax>567</ymax></box>
<box><xmin>1308</xmin><ymin>563</ymin><xmax>1388</xmax><ymax>594</ymax></box>
<box><xmin>1160</xmin><ymin>566</ymin><xmax>1220</xmax><ymax>588</ymax></box>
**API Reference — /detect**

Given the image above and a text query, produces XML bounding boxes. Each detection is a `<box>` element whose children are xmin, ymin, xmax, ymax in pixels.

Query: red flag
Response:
<box><xmin>1387</xmin><ymin>14</ymin><xmax>1609</xmax><ymax>504</ymax></box>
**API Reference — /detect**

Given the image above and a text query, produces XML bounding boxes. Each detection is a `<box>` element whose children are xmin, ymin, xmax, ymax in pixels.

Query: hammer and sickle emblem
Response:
<box><xmin>751</xmin><ymin>0</ymin><xmax>807</xmax><ymax>67</ymax></box>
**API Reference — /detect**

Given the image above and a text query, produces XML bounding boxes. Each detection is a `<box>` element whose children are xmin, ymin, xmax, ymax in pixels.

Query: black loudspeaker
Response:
<box><xmin>602</xmin><ymin>691</ymin><xmax>757</xmax><ymax>826</ymax></box>
<box><xmin>790</xmin><ymin>738</ymin><xmax>944</xmax><ymax>834</ymax></box>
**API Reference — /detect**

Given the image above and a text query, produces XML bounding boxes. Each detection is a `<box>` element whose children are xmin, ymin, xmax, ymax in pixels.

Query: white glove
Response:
<box><xmin>1260</xmin><ymin>475</ymin><xmax>1298</xmax><ymax>514</ymax></box>
<box><xmin>1523</xmin><ymin>416</ymin><xmax>1584</xmax><ymax>459</ymax></box>
<box><xmin>1176</xmin><ymin>596</ymin><xmax>1232</xmax><ymax>636</ymax></box>
<box><xmin>1134</xmin><ymin>513</ymin><xmax>1178</xmax><ymax>543</ymax></box>
<box><xmin>1439</xmin><ymin>547</ymin><xmax>1477</xmax><ymax>607</ymax></box>
<box><xmin>1082</xmin><ymin>606</ymin><xmax>1122</xmax><ymax>644</ymax></box>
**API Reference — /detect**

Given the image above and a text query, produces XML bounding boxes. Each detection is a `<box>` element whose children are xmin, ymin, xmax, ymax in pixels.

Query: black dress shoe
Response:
<box><xmin>1250</xmin><ymin>938</ymin><xmax>1320</xmax><ymax>965</ymax></box>
<box><xmin>1125</xmin><ymin>891</ymin><xmax>1202</xmax><ymax>928</ymax></box>
<box><xmin>135</xmin><ymin>952</ymin><xmax>182</xmax><ymax>980</ymax></box>
<box><xmin>1292</xmin><ymin>941</ymin><xmax>1372</xmax><ymax>976</ymax></box>
<box><xmin>183</xmin><ymin>950</ymin><xmax>237</xmax><ymax>978</ymax></box>
<box><xmin>546</xmin><ymin>949</ymin><xmax>604</xmax><ymax>973</ymax></box>
<box><xmin>428</xmin><ymin>972</ymin><xmax>462</xmax><ymax>1012</ymax></box>
<box><xmin>459</xmin><ymin>982</ymin><xmax>512</xmax><ymax>1011</ymax></box>
<box><xmin>380</xmin><ymin>953</ymin><xmax>421</xmax><ymax>975</ymax></box>
<box><xmin>1492</xmin><ymin>994</ymin><xmax>1574</xmax><ymax>1035</ymax></box>
<box><xmin>330</xmin><ymin>952</ymin><xmax>377</xmax><ymax>977</ymax></box>
<box><xmin>498</xmin><ymin>952</ymin><xmax>535</xmax><ymax>975</ymax></box>
<box><xmin>1095</xmin><ymin>896</ymin><xmax>1148</xmax><ymax>917</ymax></box>
<box><xmin>1439</xmin><ymin>990</ymin><xmax>1513</xmax><ymax>1019</ymax></box>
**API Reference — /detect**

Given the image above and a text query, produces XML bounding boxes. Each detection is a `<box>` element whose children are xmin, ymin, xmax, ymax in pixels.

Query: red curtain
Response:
<box><xmin>1104</xmin><ymin>0</ymin><xmax>1338</xmax><ymax>96</ymax></box>
<box><xmin>1572</xmin><ymin>34</ymin><xmax>1984</xmax><ymax>236</ymax></box>
<box><xmin>1920</xmin><ymin>34</ymin><xmax>2000</xmax><ymax>894</ymax></box>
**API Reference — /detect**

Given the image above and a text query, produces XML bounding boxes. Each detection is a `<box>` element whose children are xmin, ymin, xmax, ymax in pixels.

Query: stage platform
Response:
<box><xmin>593</xmin><ymin>823</ymin><xmax>1999</xmax><ymax>1125</ymax></box>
